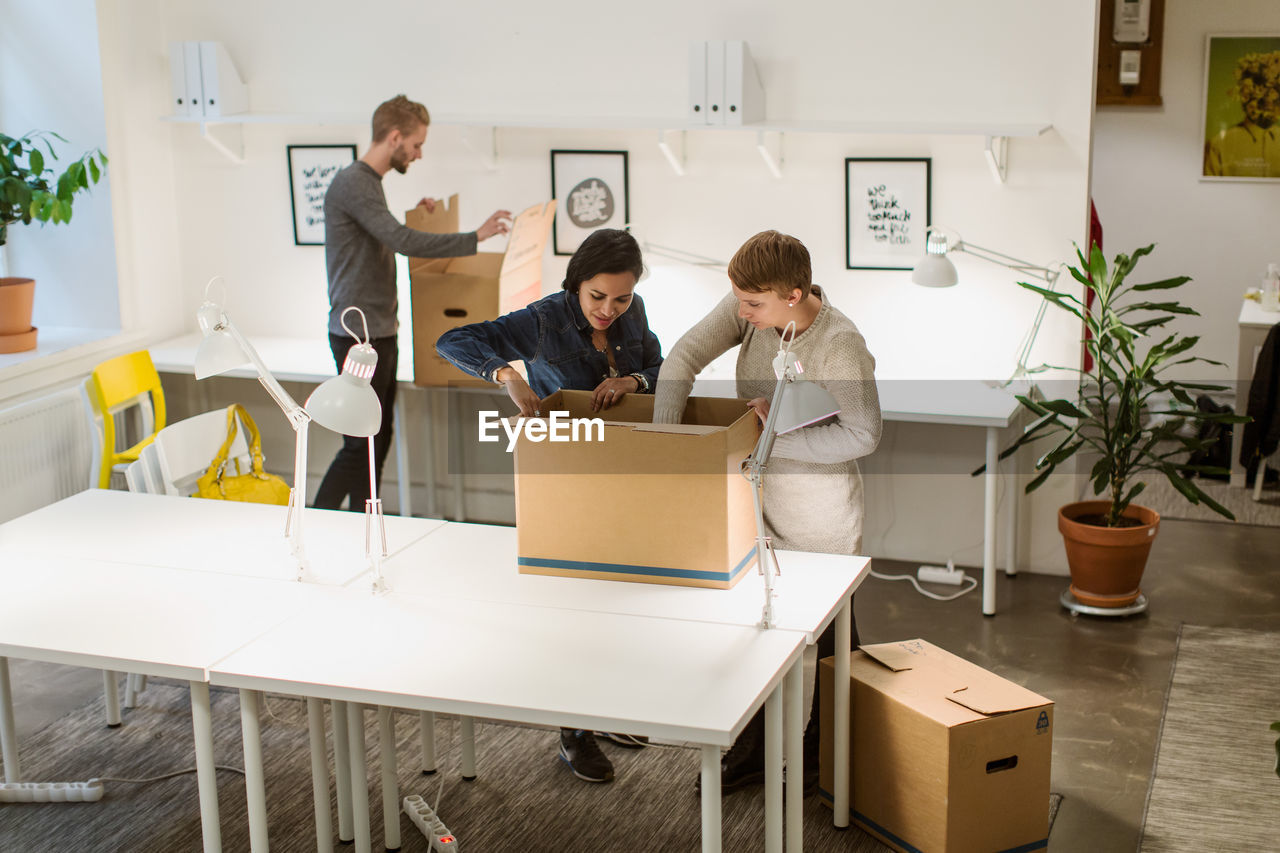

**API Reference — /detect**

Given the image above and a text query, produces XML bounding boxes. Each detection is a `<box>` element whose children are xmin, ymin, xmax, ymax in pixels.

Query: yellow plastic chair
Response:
<box><xmin>84</xmin><ymin>350</ymin><xmax>167</xmax><ymax>490</ymax></box>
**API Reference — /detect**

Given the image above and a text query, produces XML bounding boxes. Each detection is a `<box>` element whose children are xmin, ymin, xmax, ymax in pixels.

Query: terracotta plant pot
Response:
<box><xmin>0</xmin><ymin>277</ymin><xmax>38</xmax><ymax>353</ymax></box>
<box><xmin>1058</xmin><ymin>500</ymin><xmax>1160</xmax><ymax>608</ymax></box>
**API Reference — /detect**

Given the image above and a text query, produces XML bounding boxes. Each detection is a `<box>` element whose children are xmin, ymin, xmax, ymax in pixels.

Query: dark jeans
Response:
<box><xmin>314</xmin><ymin>334</ymin><xmax>398</xmax><ymax>512</ymax></box>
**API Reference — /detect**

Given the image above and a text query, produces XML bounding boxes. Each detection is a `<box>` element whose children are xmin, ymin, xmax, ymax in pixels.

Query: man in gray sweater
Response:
<box><xmin>316</xmin><ymin>94</ymin><xmax>510</xmax><ymax>511</ymax></box>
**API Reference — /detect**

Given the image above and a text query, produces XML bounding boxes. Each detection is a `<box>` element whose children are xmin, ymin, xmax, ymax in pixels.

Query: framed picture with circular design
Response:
<box><xmin>550</xmin><ymin>149</ymin><xmax>629</xmax><ymax>255</ymax></box>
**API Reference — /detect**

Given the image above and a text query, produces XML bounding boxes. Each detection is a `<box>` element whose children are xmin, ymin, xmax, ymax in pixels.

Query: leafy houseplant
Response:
<box><xmin>999</xmin><ymin>244</ymin><xmax>1248</xmax><ymax>607</ymax></box>
<box><xmin>0</xmin><ymin>130</ymin><xmax>108</xmax><ymax>352</ymax></box>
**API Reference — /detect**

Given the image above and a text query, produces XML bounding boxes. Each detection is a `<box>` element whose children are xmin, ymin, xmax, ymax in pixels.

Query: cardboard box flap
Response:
<box><xmin>946</xmin><ymin>681</ymin><xmax>1050</xmax><ymax>716</ymax></box>
<box><xmin>859</xmin><ymin>640</ymin><xmax>932</xmax><ymax>672</ymax></box>
<box><xmin>405</xmin><ymin>193</ymin><xmax>460</xmax><ymax>234</ymax></box>
<box><xmin>630</xmin><ymin>423</ymin><xmax>728</xmax><ymax>436</ymax></box>
<box><xmin>498</xmin><ymin>200</ymin><xmax>555</xmax><ymax>314</ymax></box>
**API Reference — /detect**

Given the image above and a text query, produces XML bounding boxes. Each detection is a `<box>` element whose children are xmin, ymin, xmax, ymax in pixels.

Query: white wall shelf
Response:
<box><xmin>161</xmin><ymin>112</ymin><xmax>1052</xmax><ymax>180</ymax></box>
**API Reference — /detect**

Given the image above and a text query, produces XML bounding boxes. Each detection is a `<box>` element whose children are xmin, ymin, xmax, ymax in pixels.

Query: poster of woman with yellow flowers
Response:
<box><xmin>1202</xmin><ymin>35</ymin><xmax>1280</xmax><ymax>180</ymax></box>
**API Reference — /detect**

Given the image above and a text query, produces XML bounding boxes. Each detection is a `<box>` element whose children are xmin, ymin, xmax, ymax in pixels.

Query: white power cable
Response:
<box><xmin>869</xmin><ymin>566</ymin><xmax>979</xmax><ymax>602</ymax></box>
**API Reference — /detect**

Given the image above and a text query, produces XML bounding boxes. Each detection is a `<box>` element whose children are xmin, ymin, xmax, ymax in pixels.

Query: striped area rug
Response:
<box><xmin>1139</xmin><ymin>625</ymin><xmax>1280</xmax><ymax>852</ymax></box>
<box><xmin>0</xmin><ymin>681</ymin><xmax>1060</xmax><ymax>852</ymax></box>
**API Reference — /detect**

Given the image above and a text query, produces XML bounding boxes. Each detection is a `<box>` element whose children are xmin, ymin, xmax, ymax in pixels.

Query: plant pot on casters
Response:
<box><xmin>0</xmin><ymin>277</ymin><xmax>37</xmax><ymax>353</ymax></box>
<box><xmin>995</xmin><ymin>243</ymin><xmax>1248</xmax><ymax>617</ymax></box>
<box><xmin>1058</xmin><ymin>500</ymin><xmax>1159</xmax><ymax>613</ymax></box>
<box><xmin>0</xmin><ymin>130</ymin><xmax>108</xmax><ymax>354</ymax></box>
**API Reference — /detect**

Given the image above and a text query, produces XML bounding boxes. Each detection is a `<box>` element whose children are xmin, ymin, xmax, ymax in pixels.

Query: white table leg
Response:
<box><xmin>833</xmin><ymin>601</ymin><xmax>851</xmax><ymax>829</ymax></box>
<box><xmin>378</xmin><ymin>706</ymin><xmax>401</xmax><ymax>851</ymax></box>
<box><xmin>0</xmin><ymin>657</ymin><xmax>21</xmax><ymax>782</ymax></box>
<box><xmin>188</xmin><ymin>681</ymin><xmax>222</xmax><ymax>853</ymax></box>
<box><xmin>332</xmin><ymin>701</ymin><xmax>354</xmax><ymax>842</ymax></box>
<box><xmin>700</xmin><ymin>743</ymin><xmax>722</xmax><ymax>853</ymax></box>
<box><xmin>419</xmin><ymin>711</ymin><xmax>437</xmax><ymax>775</ymax></box>
<box><xmin>347</xmin><ymin>703</ymin><xmax>372</xmax><ymax>853</ymax></box>
<box><xmin>785</xmin><ymin>660</ymin><xmax>803</xmax><ymax>852</ymax></box>
<box><xmin>1003</xmin><ymin>446</ymin><xmax>1018</xmax><ymax>577</ymax></box>
<box><xmin>460</xmin><ymin>715</ymin><xmax>476</xmax><ymax>780</ymax></box>
<box><xmin>765</xmin><ymin>686</ymin><xmax>783</xmax><ymax>853</ymax></box>
<box><xmin>240</xmin><ymin>689</ymin><xmax>269</xmax><ymax>852</ymax></box>
<box><xmin>124</xmin><ymin>672</ymin><xmax>138</xmax><ymax>709</ymax></box>
<box><xmin>983</xmin><ymin>426</ymin><xmax>998</xmax><ymax>615</ymax></box>
<box><xmin>103</xmin><ymin>670</ymin><xmax>122</xmax><ymax>727</ymax></box>
<box><xmin>307</xmin><ymin>698</ymin><xmax>334</xmax><ymax>853</ymax></box>
<box><xmin>393</xmin><ymin>396</ymin><xmax>412</xmax><ymax>518</ymax></box>
<box><xmin>449</xmin><ymin>390</ymin><xmax>466</xmax><ymax>523</ymax></box>
<box><xmin>422</xmin><ymin>390</ymin><xmax>438</xmax><ymax>519</ymax></box>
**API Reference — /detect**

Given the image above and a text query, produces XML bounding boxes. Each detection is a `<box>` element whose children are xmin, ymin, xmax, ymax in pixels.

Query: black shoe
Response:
<box><xmin>558</xmin><ymin>729</ymin><xmax>614</xmax><ymax>783</ymax></box>
<box><xmin>595</xmin><ymin>731</ymin><xmax>649</xmax><ymax>749</ymax></box>
<box><xmin>694</xmin><ymin>722</ymin><xmax>765</xmax><ymax>794</ymax></box>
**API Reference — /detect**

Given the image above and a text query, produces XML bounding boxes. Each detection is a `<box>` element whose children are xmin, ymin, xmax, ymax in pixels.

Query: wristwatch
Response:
<box><xmin>630</xmin><ymin>372</ymin><xmax>649</xmax><ymax>393</ymax></box>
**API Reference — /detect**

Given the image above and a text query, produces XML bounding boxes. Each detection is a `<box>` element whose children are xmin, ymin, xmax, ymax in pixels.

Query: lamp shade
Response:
<box><xmin>194</xmin><ymin>328</ymin><xmax>250</xmax><ymax>379</ymax></box>
<box><xmin>911</xmin><ymin>252</ymin><xmax>959</xmax><ymax>287</ymax></box>
<box><xmin>774</xmin><ymin>379</ymin><xmax>840</xmax><ymax>435</ymax></box>
<box><xmin>305</xmin><ymin>342</ymin><xmax>381</xmax><ymax>436</ymax></box>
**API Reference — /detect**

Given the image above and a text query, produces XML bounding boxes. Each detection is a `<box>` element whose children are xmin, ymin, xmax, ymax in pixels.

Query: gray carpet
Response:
<box><xmin>1139</xmin><ymin>474</ymin><xmax>1280</xmax><ymax>526</ymax></box>
<box><xmin>0</xmin><ymin>682</ymin><xmax>1061</xmax><ymax>852</ymax></box>
<box><xmin>1138</xmin><ymin>626</ymin><xmax>1280</xmax><ymax>852</ymax></box>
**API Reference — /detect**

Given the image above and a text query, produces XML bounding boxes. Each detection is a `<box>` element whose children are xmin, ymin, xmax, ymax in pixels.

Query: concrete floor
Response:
<box><xmin>4</xmin><ymin>516</ymin><xmax>1278</xmax><ymax>852</ymax></box>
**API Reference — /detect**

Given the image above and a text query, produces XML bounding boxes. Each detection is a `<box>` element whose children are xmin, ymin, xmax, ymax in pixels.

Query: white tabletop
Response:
<box><xmin>150</xmin><ymin>333</ymin><xmax>416</xmax><ymax>384</ymax></box>
<box><xmin>209</xmin><ymin>589</ymin><xmax>804</xmax><ymax>746</ymax></box>
<box><xmin>1239</xmin><ymin>298</ymin><xmax>1280</xmax><ymax>328</ymax></box>
<box><xmin>377</xmin><ymin>522</ymin><xmax>869</xmax><ymax>643</ymax></box>
<box><xmin>0</xmin><ymin>490</ymin><xmax>444</xmax><ymax>585</ymax></box>
<box><xmin>0</xmin><ymin>553</ymin><xmax>346</xmax><ymax>680</ymax></box>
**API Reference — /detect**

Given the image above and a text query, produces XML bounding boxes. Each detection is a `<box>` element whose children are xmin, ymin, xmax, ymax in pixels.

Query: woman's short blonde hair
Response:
<box><xmin>727</xmin><ymin>230</ymin><xmax>812</xmax><ymax>300</ymax></box>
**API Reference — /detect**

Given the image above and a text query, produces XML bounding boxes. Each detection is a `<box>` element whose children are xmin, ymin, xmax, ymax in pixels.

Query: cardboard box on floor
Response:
<box><xmin>818</xmin><ymin>639</ymin><xmax>1053</xmax><ymax>853</ymax></box>
<box><xmin>513</xmin><ymin>390</ymin><xmax>760</xmax><ymax>588</ymax></box>
<box><xmin>407</xmin><ymin>195</ymin><xmax>554</xmax><ymax>387</ymax></box>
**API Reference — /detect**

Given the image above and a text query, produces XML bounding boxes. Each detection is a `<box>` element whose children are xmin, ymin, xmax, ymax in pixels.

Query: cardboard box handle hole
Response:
<box><xmin>985</xmin><ymin>755</ymin><xmax>1018</xmax><ymax>774</ymax></box>
<box><xmin>444</xmin><ymin>308</ymin><xmax>468</xmax><ymax>318</ymax></box>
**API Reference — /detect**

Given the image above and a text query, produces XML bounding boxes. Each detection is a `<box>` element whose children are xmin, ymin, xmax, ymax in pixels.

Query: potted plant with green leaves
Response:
<box><xmin>998</xmin><ymin>243</ymin><xmax>1247</xmax><ymax>609</ymax></box>
<box><xmin>0</xmin><ymin>130</ymin><xmax>108</xmax><ymax>353</ymax></box>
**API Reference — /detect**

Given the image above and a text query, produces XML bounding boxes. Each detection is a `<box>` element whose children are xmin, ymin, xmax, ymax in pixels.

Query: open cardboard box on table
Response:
<box><xmin>407</xmin><ymin>195</ymin><xmax>554</xmax><ymax>387</ymax></box>
<box><xmin>513</xmin><ymin>389</ymin><xmax>760</xmax><ymax>589</ymax></box>
<box><xmin>819</xmin><ymin>639</ymin><xmax>1054</xmax><ymax>853</ymax></box>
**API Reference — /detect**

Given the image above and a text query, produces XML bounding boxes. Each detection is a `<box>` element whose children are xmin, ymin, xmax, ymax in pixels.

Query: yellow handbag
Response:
<box><xmin>194</xmin><ymin>404</ymin><xmax>291</xmax><ymax>505</ymax></box>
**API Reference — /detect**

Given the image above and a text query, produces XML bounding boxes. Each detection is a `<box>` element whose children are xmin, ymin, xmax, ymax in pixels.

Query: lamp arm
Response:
<box><xmin>742</xmin><ymin>368</ymin><xmax>796</xmax><ymax>629</ymax></box>
<box><xmin>221</xmin><ymin>317</ymin><xmax>311</xmax><ymax>431</ymax></box>
<box><xmin>956</xmin><ymin>241</ymin><xmax>1057</xmax><ymax>283</ymax></box>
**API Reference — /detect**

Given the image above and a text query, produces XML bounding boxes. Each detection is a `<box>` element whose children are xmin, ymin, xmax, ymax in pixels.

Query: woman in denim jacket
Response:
<box><xmin>435</xmin><ymin>228</ymin><xmax>662</xmax><ymax>784</ymax></box>
<box><xmin>436</xmin><ymin>228</ymin><xmax>662</xmax><ymax>417</ymax></box>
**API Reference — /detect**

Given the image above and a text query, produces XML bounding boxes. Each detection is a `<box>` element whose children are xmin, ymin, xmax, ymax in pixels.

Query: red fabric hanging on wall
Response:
<box><xmin>1083</xmin><ymin>201</ymin><xmax>1103</xmax><ymax>372</ymax></box>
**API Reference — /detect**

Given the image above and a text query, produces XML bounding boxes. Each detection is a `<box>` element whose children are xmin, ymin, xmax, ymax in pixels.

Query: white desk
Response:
<box><xmin>150</xmin><ymin>334</ymin><xmax>422</xmax><ymax>518</ymax></box>
<box><xmin>0</xmin><ymin>552</ymin><xmax>348</xmax><ymax>853</ymax></box>
<box><xmin>210</xmin><ymin>590</ymin><xmax>805</xmax><ymax>853</ymax></box>
<box><xmin>0</xmin><ymin>489</ymin><xmax>444</xmax><ymax>586</ymax></box>
<box><xmin>1232</xmin><ymin>300</ymin><xmax>1279</xmax><ymax>487</ymax></box>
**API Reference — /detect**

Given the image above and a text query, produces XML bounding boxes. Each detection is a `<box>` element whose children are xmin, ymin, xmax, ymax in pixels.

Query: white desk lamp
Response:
<box><xmin>911</xmin><ymin>227</ymin><xmax>1061</xmax><ymax>383</ymax></box>
<box><xmin>741</xmin><ymin>320</ymin><xmax>841</xmax><ymax>628</ymax></box>
<box><xmin>194</xmin><ymin>281</ymin><xmax>388</xmax><ymax>591</ymax></box>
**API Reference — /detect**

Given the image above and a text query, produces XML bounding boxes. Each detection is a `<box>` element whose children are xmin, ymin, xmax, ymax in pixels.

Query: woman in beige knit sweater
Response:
<box><xmin>654</xmin><ymin>230</ymin><xmax>881</xmax><ymax>794</ymax></box>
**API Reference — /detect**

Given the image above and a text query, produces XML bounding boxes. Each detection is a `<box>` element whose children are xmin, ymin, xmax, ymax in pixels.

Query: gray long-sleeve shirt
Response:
<box><xmin>324</xmin><ymin>161</ymin><xmax>478</xmax><ymax>339</ymax></box>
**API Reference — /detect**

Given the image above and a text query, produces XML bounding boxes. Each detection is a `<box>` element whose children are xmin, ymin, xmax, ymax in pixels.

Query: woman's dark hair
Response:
<box><xmin>562</xmin><ymin>229</ymin><xmax>645</xmax><ymax>293</ymax></box>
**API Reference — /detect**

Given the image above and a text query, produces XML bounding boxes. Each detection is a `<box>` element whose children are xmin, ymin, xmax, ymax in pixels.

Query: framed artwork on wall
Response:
<box><xmin>845</xmin><ymin>158</ymin><xmax>931</xmax><ymax>270</ymax></box>
<box><xmin>287</xmin><ymin>144</ymin><xmax>356</xmax><ymax>245</ymax></box>
<box><xmin>1201</xmin><ymin>34</ymin><xmax>1280</xmax><ymax>181</ymax></box>
<box><xmin>550</xmin><ymin>150</ymin><xmax>629</xmax><ymax>255</ymax></box>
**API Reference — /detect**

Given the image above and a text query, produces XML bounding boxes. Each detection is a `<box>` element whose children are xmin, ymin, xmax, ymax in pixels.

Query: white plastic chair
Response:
<box><xmin>151</xmin><ymin>408</ymin><xmax>252</xmax><ymax>497</ymax></box>
<box><xmin>123</xmin><ymin>443</ymin><xmax>162</xmax><ymax>495</ymax></box>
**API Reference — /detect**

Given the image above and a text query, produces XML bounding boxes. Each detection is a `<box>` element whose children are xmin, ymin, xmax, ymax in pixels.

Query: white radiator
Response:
<box><xmin>0</xmin><ymin>386</ymin><xmax>92</xmax><ymax>524</ymax></box>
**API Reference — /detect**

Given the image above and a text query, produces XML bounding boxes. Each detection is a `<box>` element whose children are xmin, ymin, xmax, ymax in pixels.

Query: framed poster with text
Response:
<box><xmin>845</xmin><ymin>158</ymin><xmax>931</xmax><ymax>270</ymax></box>
<box><xmin>287</xmin><ymin>144</ymin><xmax>356</xmax><ymax>245</ymax></box>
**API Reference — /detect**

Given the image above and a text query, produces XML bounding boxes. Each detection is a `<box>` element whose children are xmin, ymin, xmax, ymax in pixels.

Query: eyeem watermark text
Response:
<box><xmin>478</xmin><ymin>410</ymin><xmax>605</xmax><ymax>452</ymax></box>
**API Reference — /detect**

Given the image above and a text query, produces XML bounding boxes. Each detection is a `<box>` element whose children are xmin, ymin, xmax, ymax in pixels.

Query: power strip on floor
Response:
<box><xmin>403</xmin><ymin>794</ymin><xmax>458</xmax><ymax>851</ymax></box>
<box><xmin>0</xmin><ymin>780</ymin><xmax>105</xmax><ymax>802</ymax></box>
<box><xmin>918</xmin><ymin>564</ymin><xmax>968</xmax><ymax>586</ymax></box>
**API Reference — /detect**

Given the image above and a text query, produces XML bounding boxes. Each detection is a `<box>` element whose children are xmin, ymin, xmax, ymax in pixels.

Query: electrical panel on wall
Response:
<box><xmin>689</xmin><ymin>40</ymin><xmax>764</xmax><ymax>126</ymax></box>
<box><xmin>1097</xmin><ymin>0</ymin><xmax>1165</xmax><ymax>106</ymax></box>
